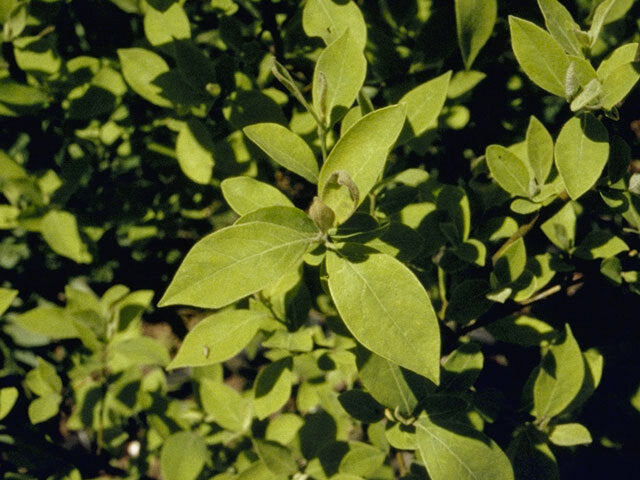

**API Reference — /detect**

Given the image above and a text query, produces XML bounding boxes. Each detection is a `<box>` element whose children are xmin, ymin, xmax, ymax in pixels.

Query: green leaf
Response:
<box><xmin>338</xmin><ymin>441</ymin><xmax>386</xmax><ymax>477</ymax></box>
<box><xmin>160</xmin><ymin>432</ymin><xmax>208</xmax><ymax>480</ymax></box>
<box><xmin>600</xmin><ymin>62</ymin><xmax>640</xmax><ymax>110</ymax></box>
<box><xmin>509</xmin><ymin>16</ymin><xmax>570</xmax><ymax>97</ymax></box>
<box><xmin>533</xmin><ymin>324</ymin><xmax>585</xmax><ymax>419</ymax></box>
<box><xmin>548</xmin><ymin>423</ymin><xmax>592</xmax><ymax>446</ymax></box>
<box><xmin>486</xmin><ymin>315</ymin><xmax>556</xmax><ymax>347</ymax></box>
<box><xmin>0</xmin><ymin>387</ymin><xmax>19</xmax><ymax>420</ymax></box>
<box><xmin>243</xmin><ymin>123</ymin><xmax>319</xmax><ymax>183</ymax></box>
<box><xmin>338</xmin><ymin>390</ymin><xmax>385</xmax><ymax>423</ymax></box>
<box><xmin>0</xmin><ymin>287</ymin><xmax>17</xmax><ymax>316</ymax></box>
<box><xmin>327</xmin><ymin>244</ymin><xmax>440</xmax><ymax>383</ymax></box>
<box><xmin>507</xmin><ymin>425</ymin><xmax>560</xmax><ymax>480</ymax></box>
<box><xmin>143</xmin><ymin>2</ymin><xmax>190</xmax><ymax>47</ymax></box>
<box><xmin>494</xmin><ymin>237</ymin><xmax>527</xmax><ymax>285</ymax></box>
<box><xmin>318</xmin><ymin>105</ymin><xmax>406</xmax><ymax>224</ymax></box>
<box><xmin>356</xmin><ymin>348</ymin><xmax>431</xmax><ymax>416</ymax></box>
<box><xmin>253</xmin><ymin>439</ymin><xmax>298</xmax><ymax>476</ymax></box>
<box><xmin>555</xmin><ymin>114</ymin><xmax>609</xmax><ymax>200</ymax></box>
<box><xmin>168</xmin><ymin>310</ymin><xmax>266</xmax><ymax>369</ymax></box>
<box><xmin>25</xmin><ymin>359</ymin><xmax>62</xmax><ymax>396</ymax></box>
<box><xmin>254</xmin><ymin>357</ymin><xmax>293</xmax><ymax>419</ymax></box>
<box><xmin>596</xmin><ymin>43</ymin><xmax>639</xmax><ymax>80</ymax></box>
<box><xmin>176</xmin><ymin>119</ymin><xmax>214</xmax><ymax>184</ymax></box>
<box><xmin>441</xmin><ymin>342</ymin><xmax>484</xmax><ymax>392</ymax></box>
<box><xmin>200</xmin><ymin>380</ymin><xmax>252</xmax><ymax>432</ymax></box>
<box><xmin>537</xmin><ymin>0</ymin><xmax>583</xmax><ymax>57</ymax></box>
<box><xmin>445</xmin><ymin>279</ymin><xmax>492</xmax><ymax>325</ymax></box>
<box><xmin>526</xmin><ymin>116</ymin><xmax>554</xmax><ymax>184</ymax></box>
<box><xmin>455</xmin><ymin>0</ymin><xmax>497</xmax><ymax>69</ymax></box>
<box><xmin>15</xmin><ymin>306</ymin><xmax>78</xmax><ymax>339</ymax></box>
<box><xmin>574</xmin><ymin>229</ymin><xmax>628</xmax><ymax>259</ymax></box>
<box><xmin>221</xmin><ymin>177</ymin><xmax>293</xmax><ymax>215</ymax></box>
<box><xmin>41</xmin><ymin>210</ymin><xmax>92</xmax><ymax>263</ymax></box>
<box><xmin>415</xmin><ymin>415</ymin><xmax>514</xmax><ymax>480</ymax></box>
<box><xmin>28</xmin><ymin>393</ymin><xmax>62</xmax><ymax>424</ymax></box>
<box><xmin>540</xmin><ymin>202</ymin><xmax>576</xmax><ymax>250</ymax></box>
<box><xmin>570</xmin><ymin>78</ymin><xmax>602</xmax><ymax>111</ymax></box>
<box><xmin>486</xmin><ymin>145</ymin><xmax>532</xmax><ymax>198</ymax></box>
<box><xmin>118</xmin><ymin>48</ymin><xmax>171</xmax><ymax>107</ymax></box>
<box><xmin>398</xmin><ymin>71</ymin><xmax>452</xmax><ymax>143</ymax></box>
<box><xmin>159</xmin><ymin>220</ymin><xmax>319</xmax><ymax>309</ymax></box>
<box><xmin>107</xmin><ymin>337</ymin><xmax>169</xmax><ymax>372</ymax></box>
<box><xmin>313</xmin><ymin>29</ymin><xmax>367</xmax><ymax>127</ymax></box>
<box><xmin>302</xmin><ymin>0</ymin><xmax>367</xmax><ymax>50</ymax></box>
<box><xmin>588</xmin><ymin>0</ymin><xmax>616</xmax><ymax>48</ymax></box>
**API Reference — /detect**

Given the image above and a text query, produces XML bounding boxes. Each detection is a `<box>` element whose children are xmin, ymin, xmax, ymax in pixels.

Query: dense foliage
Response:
<box><xmin>1</xmin><ymin>0</ymin><xmax>640</xmax><ymax>478</ymax></box>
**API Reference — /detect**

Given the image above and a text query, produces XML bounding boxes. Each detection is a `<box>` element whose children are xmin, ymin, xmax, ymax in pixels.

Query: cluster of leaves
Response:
<box><xmin>1</xmin><ymin>0</ymin><xmax>640</xmax><ymax>479</ymax></box>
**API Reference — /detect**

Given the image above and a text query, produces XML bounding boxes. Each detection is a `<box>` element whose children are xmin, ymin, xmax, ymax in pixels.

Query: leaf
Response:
<box><xmin>533</xmin><ymin>324</ymin><xmax>585</xmax><ymax>419</ymax></box>
<box><xmin>486</xmin><ymin>145</ymin><xmax>532</xmax><ymax>198</ymax></box>
<box><xmin>441</xmin><ymin>342</ymin><xmax>484</xmax><ymax>392</ymax></box>
<box><xmin>143</xmin><ymin>2</ymin><xmax>190</xmax><ymax>47</ymax></box>
<box><xmin>41</xmin><ymin>210</ymin><xmax>92</xmax><ymax>263</ymax></box>
<box><xmin>176</xmin><ymin>119</ymin><xmax>214</xmax><ymax>184</ymax></box>
<box><xmin>554</xmin><ymin>114</ymin><xmax>609</xmax><ymax>200</ymax></box>
<box><xmin>200</xmin><ymin>380</ymin><xmax>252</xmax><ymax>432</ymax></box>
<box><xmin>600</xmin><ymin>62</ymin><xmax>640</xmax><ymax>110</ymax></box>
<box><xmin>318</xmin><ymin>105</ymin><xmax>406</xmax><ymax>224</ymax></box>
<box><xmin>327</xmin><ymin>244</ymin><xmax>440</xmax><ymax>382</ymax></box>
<box><xmin>574</xmin><ymin>229</ymin><xmax>628</xmax><ymax>259</ymax></box>
<box><xmin>338</xmin><ymin>390</ymin><xmax>385</xmax><ymax>423</ymax></box>
<box><xmin>507</xmin><ymin>425</ymin><xmax>560</xmax><ymax>480</ymax></box>
<box><xmin>588</xmin><ymin>0</ymin><xmax>616</xmax><ymax>48</ymax></box>
<box><xmin>415</xmin><ymin>415</ymin><xmax>514</xmax><ymax>480</ymax></box>
<box><xmin>494</xmin><ymin>237</ymin><xmax>527</xmax><ymax>285</ymax></box>
<box><xmin>338</xmin><ymin>442</ymin><xmax>386</xmax><ymax>477</ymax></box>
<box><xmin>221</xmin><ymin>177</ymin><xmax>293</xmax><ymax>215</ymax></box>
<box><xmin>253</xmin><ymin>439</ymin><xmax>298</xmax><ymax>476</ymax></box>
<box><xmin>570</xmin><ymin>78</ymin><xmax>602</xmax><ymax>111</ymax></box>
<box><xmin>398</xmin><ymin>71</ymin><xmax>452</xmax><ymax>143</ymax></box>
<box><xmin>596</xmin><ymin>43</ymin><xmax>639</xmax><ymax>80</ymax></box>
<box><xmin>537</xmin><ymin>0</ymin><xmax>583</xmax><ymax>57</ymax></box>
<box><xmin>168</xmin><ymin>310</ymin><xmax>266</xmax><ymax>369</ymax></box>
<box><xmin>159</xmin><ymin>220</ymin><xmax>319</xmax><ymax>309</ymax></box>
<box><xmin>454</xmin><ymin>0</ymin><xmax>497</xmax><ymax>69</ymax></box>
<box><xmin>118</xmin><ymin>48</ymin><xmax>171</xmax><ymax>107</ymax></box>
<box><xmin>526</xmin><ymin>116</ymin><xmax>554</xmax><ymax>184</ymax></box>
<box><xmin>160</xmin><ymin>432</ymin><xmax>208</xmax><ymax>480</ymax></box>
<box><xmin>108</xmin><ymin>337</ymin><xmax>170</xmax><ymax>372</ymax></box>
<box><xmin>0</xmin><ymin>287</ymin><xmax>17</xmax><ymax>316</ymax></box>
<box><xmin>14</xmin><ymin>306</ymin><xmax>78</xmax><ymax>339</ymax></box>
<box><xmin>313</xmin><ymin>29</ymin><xmax>367</xmax><ymax>127</ymax></box>
<box><xmin>302</xmin><ymin>0</ymin><xmax>367</xmax><ymax>50</ymax></box>
<box><xmin>445</xmin><ymin>279</ymin><xmax>492</xmax><ymax>325</ymax></box>
<box><xmin>509</xmin><ymin>16</ymin><xmax>570</xmax><ymax>97</ymax></box>
<box><xmin>548</xmin><ymin>423</ymin><xmax>592</xmax><ymax>446</ymax></box>
<box><xmin>0</xmin><ymin>387</ymin><xmax>19</xmax><ymax>420</ymax></box>
<box><xmin>254</xmin><ymin>357</ymin><xmax>293</xmax><ymax>419</ymax></box>
<box><xmin>243</xmin><ymin>123</ymin><xmax>319</xmax><ymax>183</ymax></box>
<box><xmin>540</xmin><ymin>202</ymin><xmax>576</xmax><ymax>250</ymax></box>
<box><xmin>28</xmin><ymin>393</ymin><xmax>62</xmax><ymax>424</ymax></box>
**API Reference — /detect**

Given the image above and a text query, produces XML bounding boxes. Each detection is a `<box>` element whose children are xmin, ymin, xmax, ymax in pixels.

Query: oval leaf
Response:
<box><xmin>455</xmin><ymin>0</ymin><xmax>497</xmax><ymax>69</ymax></box>
<box><xmin>302</xmin><ymin>0</ymin><xmax>367</xmax><ymax>50</ymax></box>
<box><xmin>118</xmin><ymin>48</ymin><xmax>171</xmax><ymax>107</ymax></box>
<box><xmin>327</xmin><ymin>244</ymin><xmax>440</xmax><ymax>383</ymax></box>
<box><xmin>160</xmin><ymin>432</ymin><xmax>208</xmax><ymax>480</ymax></box>
<box><xmin>486</xmin><ymin>145</ymin><xmax>532</xmax><ymax>198</ymax></box>
<box><xmin>221</xmin><ymin>177</ymin><xmax>293</xmax><ymax>215</ymax></box>
<box><xmin>176</xmin><ymin>119</ymin><xmax>214</xmax><ymax>184</ymax></box>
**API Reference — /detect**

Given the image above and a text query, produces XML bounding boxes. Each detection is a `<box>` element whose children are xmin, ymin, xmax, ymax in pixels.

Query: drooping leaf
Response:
<box><xmin>0</xmin><ymin>387</ymin><xmax>19</xmax><ymax>420</ymax></box>
<box><xmin>176</xmin><ymin>119</ymin><xmax>214</xmax><ymax>184</ymax></box>
<box><xmin>509</xmin><ymin>16</ymin><xmax>570</xmax><ymax>97</ymax></box>
<box><xmin>159</xmin><ymin>218</ymin><xmax>319</xmax><ymax>309</ymax></box>
<box><xmin>313</xmin><ymin>29</ymin><xmax>367</xmax><ymax>127</ymax></box>
<box><xmin>555</xmin><ymin>114</ymin><xmax>609</xmax><ymax>200</ymax></box>
<box><xmin>160</xmin><ymin>432</ymin><xmax>208</xmax><ymax>480</ymax></box>
<box><xmin>302</xmin><ymin>0</ymin><xmax>367</xmax><ymax>50</ymax></box>
<box><xmin>415</xmin><ymin>415</ymin><xmax>514</xmax><ymax>480</ymax></box>
<box><xmin>454</xmin><ymin>0</ymin><xmax>497</xmax><ymax>69</ymax></box>
<box><xmin>168</xmin><ymin>310</ymin><xmax>266</xmax><ymax>369</ymax></box>
<box><xmin>588</xmin><ymin>0</ymin><xmax>617</xmax><ymax>48</ymax></box>
<box><xmin>533</xmin><ymin>324</ymin><xmax>585</xmax><ymax>419</ymax></box>
<box><xmin>327</xmin><ymin>244</ymin><xmax>440</xmax><ymax>382</ymax></box>
<box><xmin>318</xmin><ymin>105</ymin><xmax>406</xmax><ymax>224</ymax></box>
<box><xmin>41</xmin><ymin>211</ymin><xmax>92</xmax><ymax>264</ymax></box>
<box><xmin>486</xmin><ymin>145</ymin><xmax>532</xmax><ymax>198</ymax></box>
<box><xmin>0</xmin><ymin>288</ymin><xmax>17</xmax><ymax>316</ymax></box>
<box><xmin>243</xmin><ymin>123</ymin><xmax>319</xmax><ymax>183</ymax></box>
<box><xmin>221</xmin><ymin>177</ymin><xmax>293</xmax><ymax>215</ymax></box>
